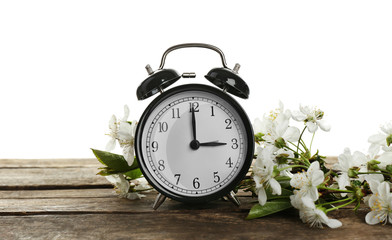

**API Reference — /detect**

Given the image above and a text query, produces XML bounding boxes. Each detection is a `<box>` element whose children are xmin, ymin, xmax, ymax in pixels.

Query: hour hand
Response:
<box><xmin>199</xmin><ymin>141</ymin><xmax>227</xmax><ymax>147</ymax></box>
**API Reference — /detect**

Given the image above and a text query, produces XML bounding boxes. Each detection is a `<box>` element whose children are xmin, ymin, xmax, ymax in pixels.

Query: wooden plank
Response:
<box><xmin>0</xmin><ymin>168</ymin><xmax>110</xmax><ymax>189</ymax></box>
<box><xmin>0</xmin><ymin>158</ymin><xmax>101</xmax><ymax>168</ymax></box>
<box><xmin>0</xmin><ymin>190</ymin><xmax>254</xmax><ymax>214</ymax></box>
<box><xmin>0</xmin><ymin>189</ymin><xmax>117</xmax><ymax>199</ymax></box>
<box><xmin>0</xmin><ymin>210</ymin><xmax>389</xmax><ymax>240</ymax></box>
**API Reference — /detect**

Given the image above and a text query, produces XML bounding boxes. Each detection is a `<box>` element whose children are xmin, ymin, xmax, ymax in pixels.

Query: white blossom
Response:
<box><xmin>377</xmin><ymin>152</ymin><xmax>392</xmax><ymax>170</ymax></box>
<box><xmin>105</xmin><ymin>105</ymin><xmax>137</xmax><ymax>166</ymax></box>
<box><xmin>365</xmin><ymin>180</ymin><xmax>392</xmax><ymax>225</ymax></box>
<box><xmin>291</xmin><ymin>195</ymin><xmax>342</xmax><ymax>228</ymax></box>
<box><xmin>253</xmin><ymin>102</ymin><xmax>300</xmax><ymax>147</ymax></box>
<box><xmin>105</xmin><ymin>174</ymin><xmax>148</xmax><ymax>200</ymax></box>
<box><xmin>369</xmin><ymin>121</ymin><xmax>392</xmax><ymax>154</ymax></box>
<box><xmin>333</xmin><ymin>148</ymin><xmax>369</xmax><ymax>196</ymax></box>
<box><xmin>253</xmin><ymin>146</ymin><xmax>281</xmax><ymax>206</ymax></box>
<box><xmin>290</xmin><ymin>161</ymin><xmax>324</xmax><ymax>201</ymax></box>
<box><xmin>106</xmin><ymin>115</ymin><xmax>119</xmax><ymax>151</ymax></box>
<box><xmin>292</xmin><ymin>105</ymin><xmax>330</xmax><ymax>133</ymax></box>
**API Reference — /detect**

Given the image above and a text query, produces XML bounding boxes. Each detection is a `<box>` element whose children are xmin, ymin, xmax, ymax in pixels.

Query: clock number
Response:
<box><xmin>174</xmin><ymin>174</ymin><xmax>181</xmax><ymax>185</ymax></box>
<box><xmin>225</xmin><ymin>119</ymin><xmax>232</xmax><ymax>129</ymax></box>
<box><xmin>158</xmin><ymin>160</ymin><xmax>165</xmax><ymax>171</ymax></box>
<box><xmin>189</xmin><ymin>102</ymin><xmax>199</xmax><ymax>112</ymax></box>
<box><xmin>158</xmin><ymin>122</ymin><xmax>168</xmax><ymax>132</ymax></box>
<box><xmin>172</xmin><ymin>108</ymin><xmax>180</xmax><ymax>119</ymax></box>
<box><xmin>151</xmin><ymin>141</ymin><xmax>159</xmax><ymax>152</ymax></box>
<box><xmin>211</xmin><ymin>106</ymin><xmax>215</xmax><ymax>116</ymax></box>
<box><xmin>226</xmin><ymin>157</ymin><xmax>233</xmax><ymax>168</ymax></box>
<box><xmin>231</xmin><ymin>138</ymin><xmax>238</xmax><ymax>149</ymax></box>
<box><xmin>193</xmin><ymin>177</ymin><xmax>200</xmax><ymax>189</ymax></box>
<box><xmin>213</xmin><ymin>171</ymin><xmax>220</xmax><ymax>183</ymax></box>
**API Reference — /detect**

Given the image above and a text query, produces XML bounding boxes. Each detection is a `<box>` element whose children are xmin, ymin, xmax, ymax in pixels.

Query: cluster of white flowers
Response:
<box><xmin>252</xmin><ymin>102</ymin><xmax>340</xmax><ymax>228</ymax></box>
<box><xmin>333</xmin><ymin>121</ymin><xmax>392</xmax><ymax>225</ymax></box>
<box><xmin>290</xmin><ymin>161</ymin><xmax>342</xmax><ymax>228</ymax></box>
<box><xmin>104</xmin><ymin>105</ymin><xmax>151</xmax><ymax>200</ymax></box>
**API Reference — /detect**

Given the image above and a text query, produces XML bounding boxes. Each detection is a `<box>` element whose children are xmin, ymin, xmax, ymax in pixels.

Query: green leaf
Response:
<box><xmin>124</xmin><ymin>168</ymin><xmax>143</xmax><ymax>179</ymax></box>
<box><xmin>246</xmin><ymin>200</ymin><xmax>292</xmax><ymax>220</ymax></box>
<box><xmin>266</xmin><ymin>188</ymin><xmax>293</xmax><ymax>200</ymax></box>
<box><xmin>91</xmin><ymin>148</ymin><xmax>136</xmax><ymax>172</ymax></box>
<box><xmin>97</xmin><ymin>167</ymin><xmax>122</xmax><ymax>176</ymax></box>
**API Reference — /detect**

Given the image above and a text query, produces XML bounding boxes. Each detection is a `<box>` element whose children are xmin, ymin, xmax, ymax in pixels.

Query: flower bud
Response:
<box><xmin>367</xmin><ymin>160</ymin><xmax>381</xmax><ymax>171</ymax></box>
<box><xmin>274</xmin><ymin>137</ymin><xmax>286</xmax><ymax>149</ymax></box>
<box><xmin>387</xmin><ymin>134</ymin><xmax>392</xmax><ymax>147</ymax></box>
<box><xmin>348</xmin><ymin>168</ymin><xmax>359</xmax><ymax>178</ymax></box>
<box><xmin>315</xmin><ymin>110</ymin><xmax>324</xmax><ymax>120</ymax></box>
<box><xmin>254</xmin><ymin>133</ymin><xmax>265</xmax><ymax>143</ymax></box>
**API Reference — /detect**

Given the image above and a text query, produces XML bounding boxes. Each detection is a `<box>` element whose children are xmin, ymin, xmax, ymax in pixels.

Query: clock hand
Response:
<box><xmin>189</xmin><ymin>107</ymin><xmax>200</xmax><ymax>150</ymax></box>
<box><xmin>191</xmin><ymin>107</ymin><xmax>197</xmax><ymax>141</ymax></box>
<box><xmin>199</xmin><ymin>141</ymin><xmax>227</xmax><ymax>147</ymax></box>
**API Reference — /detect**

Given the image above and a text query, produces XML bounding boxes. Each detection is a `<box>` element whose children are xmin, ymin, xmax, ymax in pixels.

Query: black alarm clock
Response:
<box><xmin>134</xmin><ymin>43</ymin><xmax>254</xmax><ymax>209</ymax></box>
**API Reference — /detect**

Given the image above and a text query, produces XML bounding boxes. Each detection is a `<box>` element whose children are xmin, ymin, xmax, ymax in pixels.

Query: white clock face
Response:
<box><xmin>138</xmin><ymin>88</ymin><xmax>250</xmax><ymax>198</ymax></box>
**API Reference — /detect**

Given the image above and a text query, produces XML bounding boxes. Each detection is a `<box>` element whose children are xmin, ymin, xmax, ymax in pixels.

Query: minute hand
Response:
<box><xmin>199</xmin><ymin>141</ymin><xmax>227</xmax><ymax>147</ymax></box>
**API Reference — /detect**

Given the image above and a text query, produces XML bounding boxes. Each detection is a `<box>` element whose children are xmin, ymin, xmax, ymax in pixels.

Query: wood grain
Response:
<box><xmin>0</xmin><ymin>167</ymin><xmax>110</xmax><ymax>189</ymax></box>
<box><xmin>0</xmin><ymin>158</ymin><xmax>101</xmax><ymax>168</ymax></box>
<box><xmin>1</xmin><ymin>157</ymin><xmax>389</xmax><ymax>240</ymax></box>
<box><xmin>1</xmin><ymin>210</ymin><xmax>390</xmax><ymax>240</ymax></box>
<box><xmin>0</xmin><ymin>190</ymin><xmax>254</xmax><ymax>215</ymax></box>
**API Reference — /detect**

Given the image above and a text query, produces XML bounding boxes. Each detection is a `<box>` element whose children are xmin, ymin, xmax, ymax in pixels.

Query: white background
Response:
<box><xmin>0</xmin><ymin>0</ymin><xmax>391</xmax><ymax>159</ymax></box>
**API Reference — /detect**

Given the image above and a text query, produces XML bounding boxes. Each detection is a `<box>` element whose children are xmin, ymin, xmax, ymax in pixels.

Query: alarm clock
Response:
<box><xmin>134</xmin><ymin>43</ymin><xmax>254</xmax><ymax>210</ymax></box>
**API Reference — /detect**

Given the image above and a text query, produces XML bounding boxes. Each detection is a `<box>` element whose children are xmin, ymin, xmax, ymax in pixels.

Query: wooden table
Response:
<box><xmin>1</xmin><ymin>158</ymin><xmax>391</xmax><ymax>239</ymax></box>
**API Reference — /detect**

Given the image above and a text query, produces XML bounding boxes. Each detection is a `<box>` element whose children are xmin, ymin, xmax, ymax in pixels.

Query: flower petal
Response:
<box><xmin>368</xmin><ymin>180</ymin><xmax>380</xmax><ymax>195</ymax></box>
<box><xmin>253</xmin><ymin>118</ymin><xmax>263</xmax><ymax>134</ymax></box>
<box><xmin>269</xmin><ymin>178</ymin><xmax>282</xmax><ymax>195</ymax></box>
<box><xmin>311</xmin><ymin>170</ymin><xmax>325</xmax><ymax>187</ymax></box>
<box><xmin>306</xmin><ymin>122</ymin><xmax>318</xmax><ymax>133</ymax></box>
<box><xmin>309</xmin><ymin>186</ymin><xmax>320</xmax><ymax>201</ymax></box>
<box><xmin>368</xmin><ymin>134</ymin><xmax>385</xmax><ymax>144</ymax></box>
<box><xmin>283</xmin><ymin>126</ymin><xmax>300</xmax><ymax>142</ymax></box>
<box><xmin>365</xmin><ymin>210</ymin><xmax>380</xmax><ymax>225</ymax></box>
<box><xmin>118</xmin><ymin>122</ymin><xmax>133</xmax><ymax>140</ymax></box>
<box><xmin>308</xmin><ymin>161</ymin><xmax>320</xmax><ymax>175</ymax></box>
<box><xmin>368</xmin><ymin>144</ymin><xmax>380</xmax><ymax>160</ymax></box>
<box><xmin>318</xmin><ymin>120</ymin><xmax>331</xmax><ymax>132</ymax></box>
<box><xmin>337</xmin><ymin>173</ymin><xmax>349</xmax><ymax>197</ymax></box>
<box><xmin>302</xmin><ymin>196</ymin><xmax>315</xmax><ymax>209</ymax></box>
<box><xmin>258</xmin><ymin>187</ymin><xmax>267</xmax><ymax>206</ymax></box>
<box><xmin>122</xmin><ymin>105</ymin><xmax>130</xmax><ymax>122</ymax></box>
<box><xmin>105</xmin><ymin>138</ymin><xmax>116</xmax><ymax>151</ymax></box>
<box><xmin>378</xmin><ymin>181</ymin><xmax>390</xmax><ymax>199</ymax></box>
<box><xmin>109</xmin><ymin>115</ymin><xmax>117</xmax><ymax>129</ymax></box>
<box><xmin>326</xmin><ymin>219</ymin><xmax>342</xmax><ymax>228</ymax></box>
<box><xmin>292</xmin><ymin>111</ymin><xmax>307</xmax><ymax>121</ymax></box>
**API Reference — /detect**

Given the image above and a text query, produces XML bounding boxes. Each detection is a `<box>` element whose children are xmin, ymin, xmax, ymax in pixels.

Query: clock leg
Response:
<box><xmin>226</xmin><ymin>191</ymin><xmax>241</xmax><ymax>207</ymax></box>
<box><xmin>152</xmin><ymin>193</ymin><xmax>167</xmax><ymax>210</ymax></box>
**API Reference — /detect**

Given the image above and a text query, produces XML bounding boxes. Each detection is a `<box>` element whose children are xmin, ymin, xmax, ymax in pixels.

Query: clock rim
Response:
<box><xmin>135</xmin><ymin>84</ymin><xmax>254</xmax><ymax>203</ymax></box>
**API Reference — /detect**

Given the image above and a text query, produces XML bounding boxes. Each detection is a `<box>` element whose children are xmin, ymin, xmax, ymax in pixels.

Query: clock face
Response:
<box><xmin>135</xmin><ymin>84</ymin><xmax>254</xmax><ymax>202</ymax></box>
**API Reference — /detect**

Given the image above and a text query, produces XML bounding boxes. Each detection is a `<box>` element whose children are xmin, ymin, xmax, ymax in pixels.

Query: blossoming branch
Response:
<box><xmin>92</xmin><ymin>103</ymin><xmax>392</xmax><ymax>228</ymax></box>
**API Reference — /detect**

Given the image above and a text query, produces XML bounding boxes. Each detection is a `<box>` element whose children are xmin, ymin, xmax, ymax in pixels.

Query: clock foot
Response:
<box><xmin>152</xmin><ymin>193</ymin><xmax>167</xmax><ymax>210</ymax></box>
<box><xmin>226</xmin><ymin>191</ymin><xmax>241</xmax><ymax>207</ymax></box>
